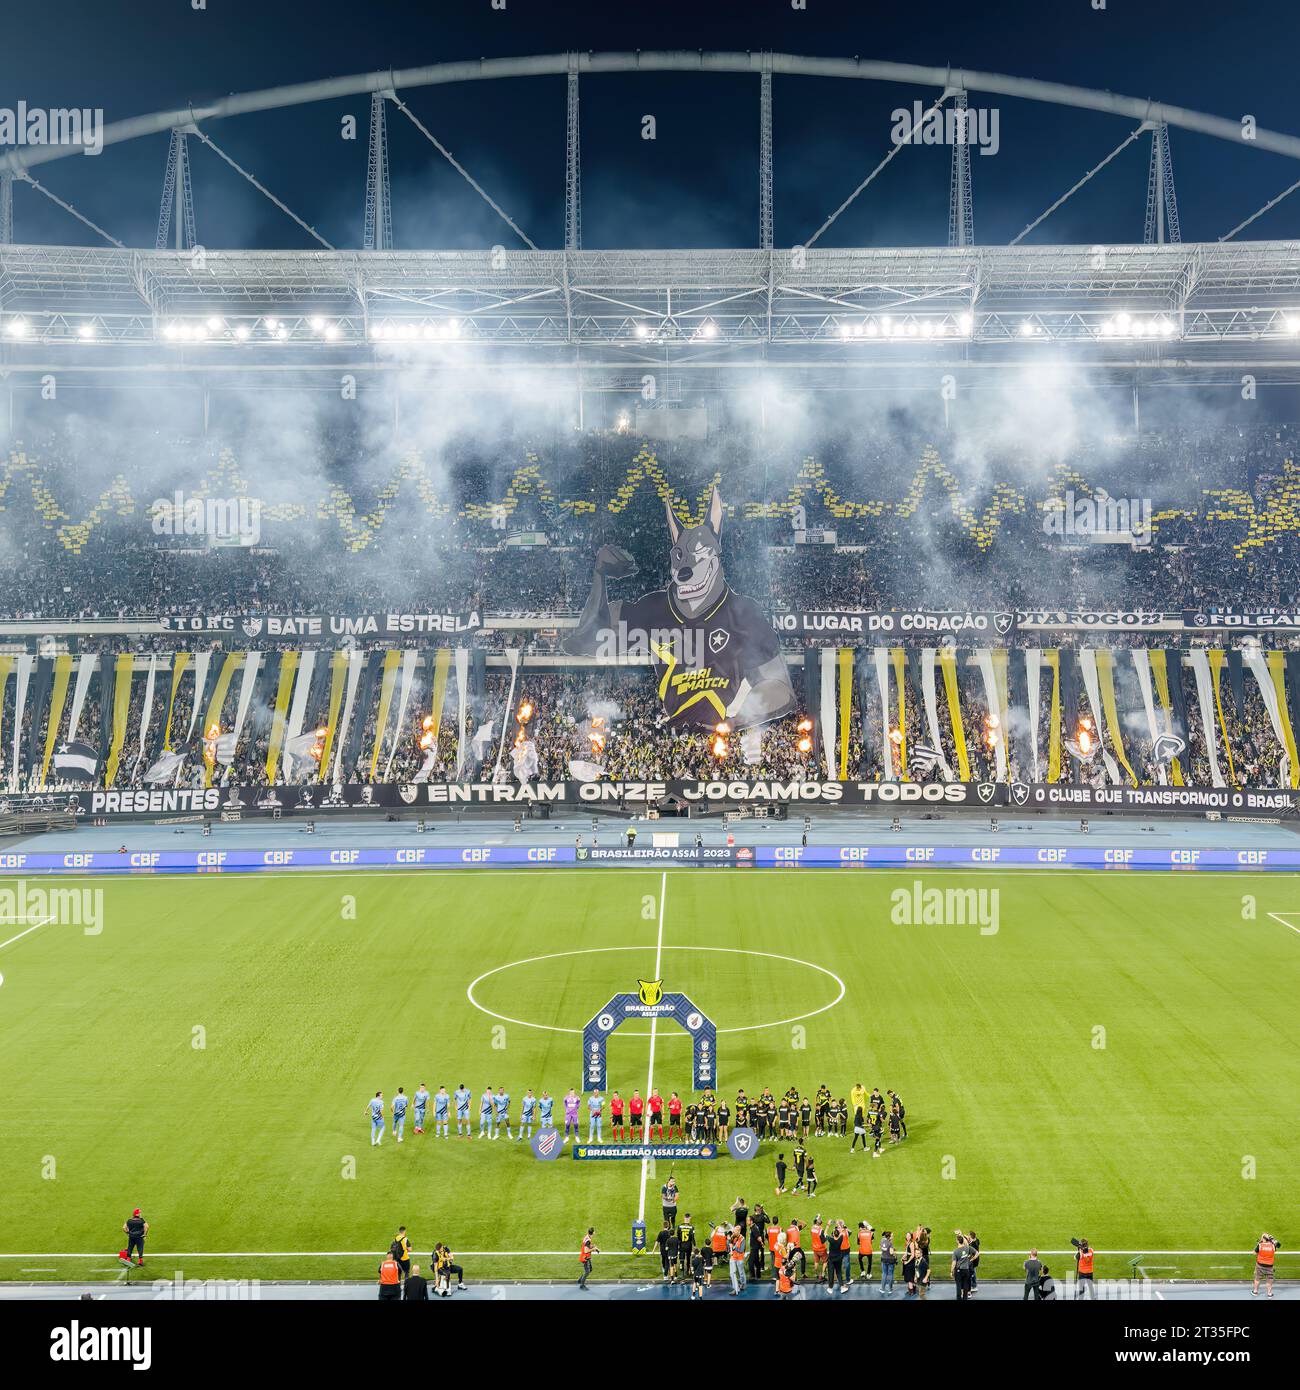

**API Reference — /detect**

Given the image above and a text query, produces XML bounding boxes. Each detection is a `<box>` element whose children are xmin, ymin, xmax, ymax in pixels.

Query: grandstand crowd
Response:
<box><xmin>2</xmin><ymin>416</ymin><xmax>1299</xmax><ymax>794</ymax></box>
<box><xmin>3</xmin><ymin>417</ymin><xmax>1300</xmax><ymax>625</ymax></box>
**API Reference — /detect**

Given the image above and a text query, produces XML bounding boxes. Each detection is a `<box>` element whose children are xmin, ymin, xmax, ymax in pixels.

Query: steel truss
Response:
<box><xmin>2</xmin><ymin>241</ymin><xmax>1300</xmax><ymax>366</ymax></box>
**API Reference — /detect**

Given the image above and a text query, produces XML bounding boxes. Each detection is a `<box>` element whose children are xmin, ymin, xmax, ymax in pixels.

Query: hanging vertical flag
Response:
<box><xmin>229</xmin><ymin>651</ymin><xmax>264</xmax><ymax>766</ymax></box>
<box><xmin>1095</xmin><ymin>649</ymin><xmax>1138</xmax><ymax>786</ymax></box>
<box><xmin>1044</xmin><ymin>649</ymin><xmax>1062</xmax><ymax>783</ymax></box>
<box><xmin>1077</xmin><ymin>649</ymin><xmax>1121</xmax><ymax>785</ymax></box>
<box><xmin>330</xmin><ymin>650</ymin><xmax>367</xmax><ymax>783</ymax></box>
<box><xmin>1149</xmin><ymin>649</ymin><xmax>1186</xmax><ymax>786</ymax></box>
<box><xmin>837</xmin><ymin>647</ymin><xmax>854</xmax><ymax>779</ymax></box>
<box><xmin>385</xmin><ymin>649</ymin><xmax>423</xmax><ymax>781</ymax></box>
<box><xmin>66</xmin><ymin>653</ymin><xmax>97</xmax><ymax>745</ymax></box>
<box><xmin>283</xmin><ymin>648</ymin><xmax>317</xmax><ymax>760</ymax></box>
<box><xmin>871</xmin><ymin>648</ymin><xmax>894</xmax><ymax>781</ymax></box>
<box><xmin>1244</xmin><ymin>650</ymin><xmax>1297</xmax><ymax>788</ymax></box>
<box><xmin>0</xmin><ymin>654</ymin><xmax>12</xmax><ymax>788</ymax></box>
<box><xmin>889</xmin><ymin>647</ymin><xmax>908</xmax><ymax>779</ymax></box>
<box><xmin>1207</xmin><ymin>650</ymin><xmax>1237</xmax><ymax>786</ymax></box>
<box><xmin>918</xmin><ymin>649</ymin><xmax>953</xmax><ymax>781</ymax></box>
<box><xmin>937</xmin><ymin>646</ymin><xmax>970</xmax><ymax>780</ymax></box>
<box><xmin>1024</xmin><ymin>649</ymin><xmax>1042</xmax><ymax>781</ymax></box>
<box><xmin>369</xmin><ymin>650</ymin><xmax>402</xmax><ymax>780</ymax></box>
<box><xmin>200</xmin><ymin>653</ymin><xmax>243</xmax><ymax>787</ymax></box>
<box><xmin>974</xmin><ymin>649</ymin><xmax>1007</xmax><ymax>781</ymax></box>
<box><xmin>104</xmin><ymin>653</ymin><xmax>136</xmax><ymax>787</ymax></box>
<box><xmin>1187</xmin><ymin>649</ymin><xmax>1225</xmax><ymax>787</ymax></box>
<box><xmin>265</xmin><ymin>650</ymin><xmax>300</xmax><ymax>782</ymax></box>
<box><xmin>316</xmin><ymin>650</ymin><xmax>351</xmax><ymax>782</ymax></box>
<box><xmin>162</xmin><ymin>652</ymin><xmax>190</xmax><ymax>752</ymax></box>
<box><xmin>11</xmin><ymin>654</ymin><xmax>35</xmax><ymax>789</ymax></box>
<box><xmin>133</xmin><ymin>654</ymin><xmax>159</xmax><ymax>783</ymax></box>
<box><xmin>493</xmin><ymin>648</ymin><xmax>523</xmax><ymax>780</ymax></box>
<box><xmin>454</xmin><ymin>648</ymin><xmax>470</xmax><ymax>777</ymax></box>
<box><xmin>40</xmin><ymin>652</ymin><xmax>74</xmax><ymax>786</ymax></box>
<box><xmin>185</xmin><ymin>651</ymin><xmax>213</xmax><ymax>747</ymax></box>
<box><xmin>1265</xmin><ymin>650</ymin><xmax>1300</xmax><ymax>788</ymax></box>
<box><xmin>1130</xmin><ymin>649</ymin><xmax>1167</xmax><ymax>785</ymax></box>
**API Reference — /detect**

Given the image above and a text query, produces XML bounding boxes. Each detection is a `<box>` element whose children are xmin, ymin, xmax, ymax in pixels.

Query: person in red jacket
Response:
<box><xmin>648</xmin><ymin>1090</ymin><xmax>664</xmax><ymax>1140</ymax></box>
<box><xmin>610</xmin><ymin>1091</ymin><xmax>625</xmax><ymax>1140</ymax></box>
<box><xmin>629</xmin><ymin>1090</ymin><xmax>645</xmax><ymax>1140</ymax></box>
<box><xmin>667</xmin><ymin>1091</ymin><xmax>683</xmax><ymax>1140</ymax></box>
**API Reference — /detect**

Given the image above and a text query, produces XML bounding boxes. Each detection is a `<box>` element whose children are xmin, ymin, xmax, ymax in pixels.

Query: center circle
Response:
<box><xmin>466</xmin><ymin>946</ymin><xmax>844</xmax><ymax>1035</ymax></box>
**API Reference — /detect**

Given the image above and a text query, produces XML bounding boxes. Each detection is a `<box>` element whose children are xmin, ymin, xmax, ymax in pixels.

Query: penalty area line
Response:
<box><xmin>0</xmin><ymin>916</ymin><xmax>56</xmax><ymax>952</ymax></box>
<box><xmin>1266</xmin><ymin>912</ymin><xmax>1300</xmax><ymax>936</ymax></box>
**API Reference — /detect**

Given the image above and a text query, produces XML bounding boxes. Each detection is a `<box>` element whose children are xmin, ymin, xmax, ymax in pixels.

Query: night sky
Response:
<box><xmin>4</xmin><ymin>0</ymin><xmax>1300</xmax><ymax>251</ymax></box>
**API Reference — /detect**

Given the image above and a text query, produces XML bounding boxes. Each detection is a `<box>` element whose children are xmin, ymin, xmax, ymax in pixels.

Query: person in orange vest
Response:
<box><xmin>709</xmin><ymin>1223</ymin><xmax>728</xmax><ymax>1282</ymax></box>
<box><xmin>831</xmin><ymin>1220</ymin><xmax>853</xmax><ymax>1294</ymax></box>
<box><xmin>775</xmin><ymin>1250</ymin><xmax>795</xmax><ymax>1300</ymax></box>
<box><xmin>785</xmin><ymin>1218</ymin><xmax>806</xmax><ymax>1279</ymax></box>
<box><xmin>1253</xmin><ymin>1233</ymin><xmax>1280</xmax><ymax>1297</ymax></box>
<box><xmin>728</xmin><ymin>1228</ymin><xmax>747</xmax><ymax>1295</ymax></box>
<box><xmin>377</xmin><ymin>1251</ymin><xmax>402</xmax><ymax>1301</ymax></box>
<box><xmin>857</xmin><ymin>1221</ymin><xmax>874</xmax><ymax>1280</ymax></box>
<box><xmin>578</xmin><ymin>1227</ymin><xmax>599</xmax><ymax>1289</ymax></box>
<box><xmin>810</xmin><ymin>1217</ymin><xmax>828</xmax><ymax>1282</ymax></box>
<box><xmin>1073</xmin><ymin>1238</ymin><xmax>1096</xmax><ymax>1297</ymax></box>
<box><xmin>767</xmin><ymin>1216</ymin><xmax>783</xmax><ymax>1270</ymax></box>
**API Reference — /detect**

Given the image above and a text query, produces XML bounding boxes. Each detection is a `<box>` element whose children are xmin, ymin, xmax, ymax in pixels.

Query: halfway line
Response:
<box><xmin>636</xmin><ymin>870</ymin><xmax>667</xmax><ymax>1225</ymax></box>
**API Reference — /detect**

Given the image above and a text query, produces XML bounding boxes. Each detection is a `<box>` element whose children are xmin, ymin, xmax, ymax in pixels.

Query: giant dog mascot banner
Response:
<box><xmin>563</xmin><ymin>487</ymin><xmax>796</xmax><ymax>729</ymax></box>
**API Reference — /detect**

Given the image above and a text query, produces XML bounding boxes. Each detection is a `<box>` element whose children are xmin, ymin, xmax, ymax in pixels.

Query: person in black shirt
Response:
<box><xmin>403</xmin><ymin>1263</ymin><xmax>429</xmax><ymax>1300</ymax></box>
<box><xmin>655</xmin><ymin>1221</ymin><xmax>674</xmax><ymax>1281</ymax></box>
<box><xmin>122</xmin><ymin>1208</ymin><xmax>148</xmax><ymax>1266</ymax></box>
<box><xmin>716</xmin><ymin>1101</ymin><xmax>730</xmax><ymax>1142</ymax></box>
<box><xmin>792</xmin><ymin>1142</ymin><xmax>808</xmax><ymax>1191</ymax></box>
<box><xmin>690</xmin><ymin>1248</ymin><xmax>707</xmax><ymax>1299</ymax></box>
<box><xmin>887</xmin><ymin>1090</ymin><xmax>907</xmax><ymax>1139</ymax></box>
<box><xmin>799</xmin><ymin>1097</ymin><xmax>812</xmax><ymax>1138</ymax></box>
<box><xmin>730</xmin><ymin>1198</ymin><xmax>749</xmax><ymax>1239</ymax></box>
<box><xmin>748</xmin><ymin>1221</ymin><xmax>766</xmax><ymax>1281</ymax></box>
<box><xmin>677</xmin><ymin>1214</ymin><xmax>696</xmax><ymax>1271</ymax></box>
<box><xmin>665</xmin><ymin>1224</ymin><xmax>681</xmax><ymax>1283</ymax></box>
<box><xmin>774</xmin><ymin>1153</ymin><xmax>788</xmax><ymax>1195</ymax></box>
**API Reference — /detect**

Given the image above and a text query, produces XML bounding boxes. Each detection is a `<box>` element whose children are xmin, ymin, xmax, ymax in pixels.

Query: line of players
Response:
<box><xmin>366</xmin><ymin>1082</ymin><xmax>907</xmax><ymax>1148</ymax></box>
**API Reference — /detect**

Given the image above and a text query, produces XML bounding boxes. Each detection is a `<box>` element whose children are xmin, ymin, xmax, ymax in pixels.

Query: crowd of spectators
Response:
<box><xmin>3</xmin><ymin>418</ymin><xmax>1300</xmax><ymax>628</ymax></box>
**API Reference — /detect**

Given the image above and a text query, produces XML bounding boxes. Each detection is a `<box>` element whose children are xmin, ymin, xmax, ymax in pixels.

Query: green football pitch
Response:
<box><xmin>0</xmin><ymin>867</ymin><xmax>1296</xmax><ymax>1285</ymax></box>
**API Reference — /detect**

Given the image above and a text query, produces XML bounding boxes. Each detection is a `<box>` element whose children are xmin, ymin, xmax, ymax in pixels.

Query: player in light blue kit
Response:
<box><xmin>539</xmin><ymin>1091</ymin><xmax>555</xmax><ymax>1130</ymax></box>
<box><xmin>454</xmin><ymin>1083</ymin><xmax>472</xmax><ymax>1137</ymax></box>
<box><xmin>520</xmin><ymin>1089</ymin><xmax>538</xmax><ymax>1140</ymax></box>
<box><xmin>392</xmin><ymin>1087</ymin><xmax>409</xmax><ymax>1142</ymax></box>
<box><xmin>413</xmin><ymin>1083</ymin><xmax>430</xmax><ymax>1135</ymax></box>
<box><xmin>368</xmin><ymin>1090</ymin><xmax>384</xmax><ymax>1146</ymax></box>
<box><xmin>493</xmin><ymin>1087</ymin><xmax>513</xmax><ymax>1140</ymax></box>
<box><xmin>587</xmin><ymin>1090</ymin><xmax>605</xmax><ymax>1143</ymax></box>
<box><xmin>433</xmin><ymin>1085</ymin><xmax>450</xmax><ymax>1138</ymax></box>
<box><xmin>478</xmin><ymin>1087</ymin><xmax>494</xmax><ymax>1138</ymax></box>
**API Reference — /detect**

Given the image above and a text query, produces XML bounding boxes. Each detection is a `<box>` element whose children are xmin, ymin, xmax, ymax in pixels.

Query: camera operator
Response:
<box><xmin>1071</xmin><ymin>1237</ymin><xmax>1095</xmax><ymax>1298</ymax></box>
